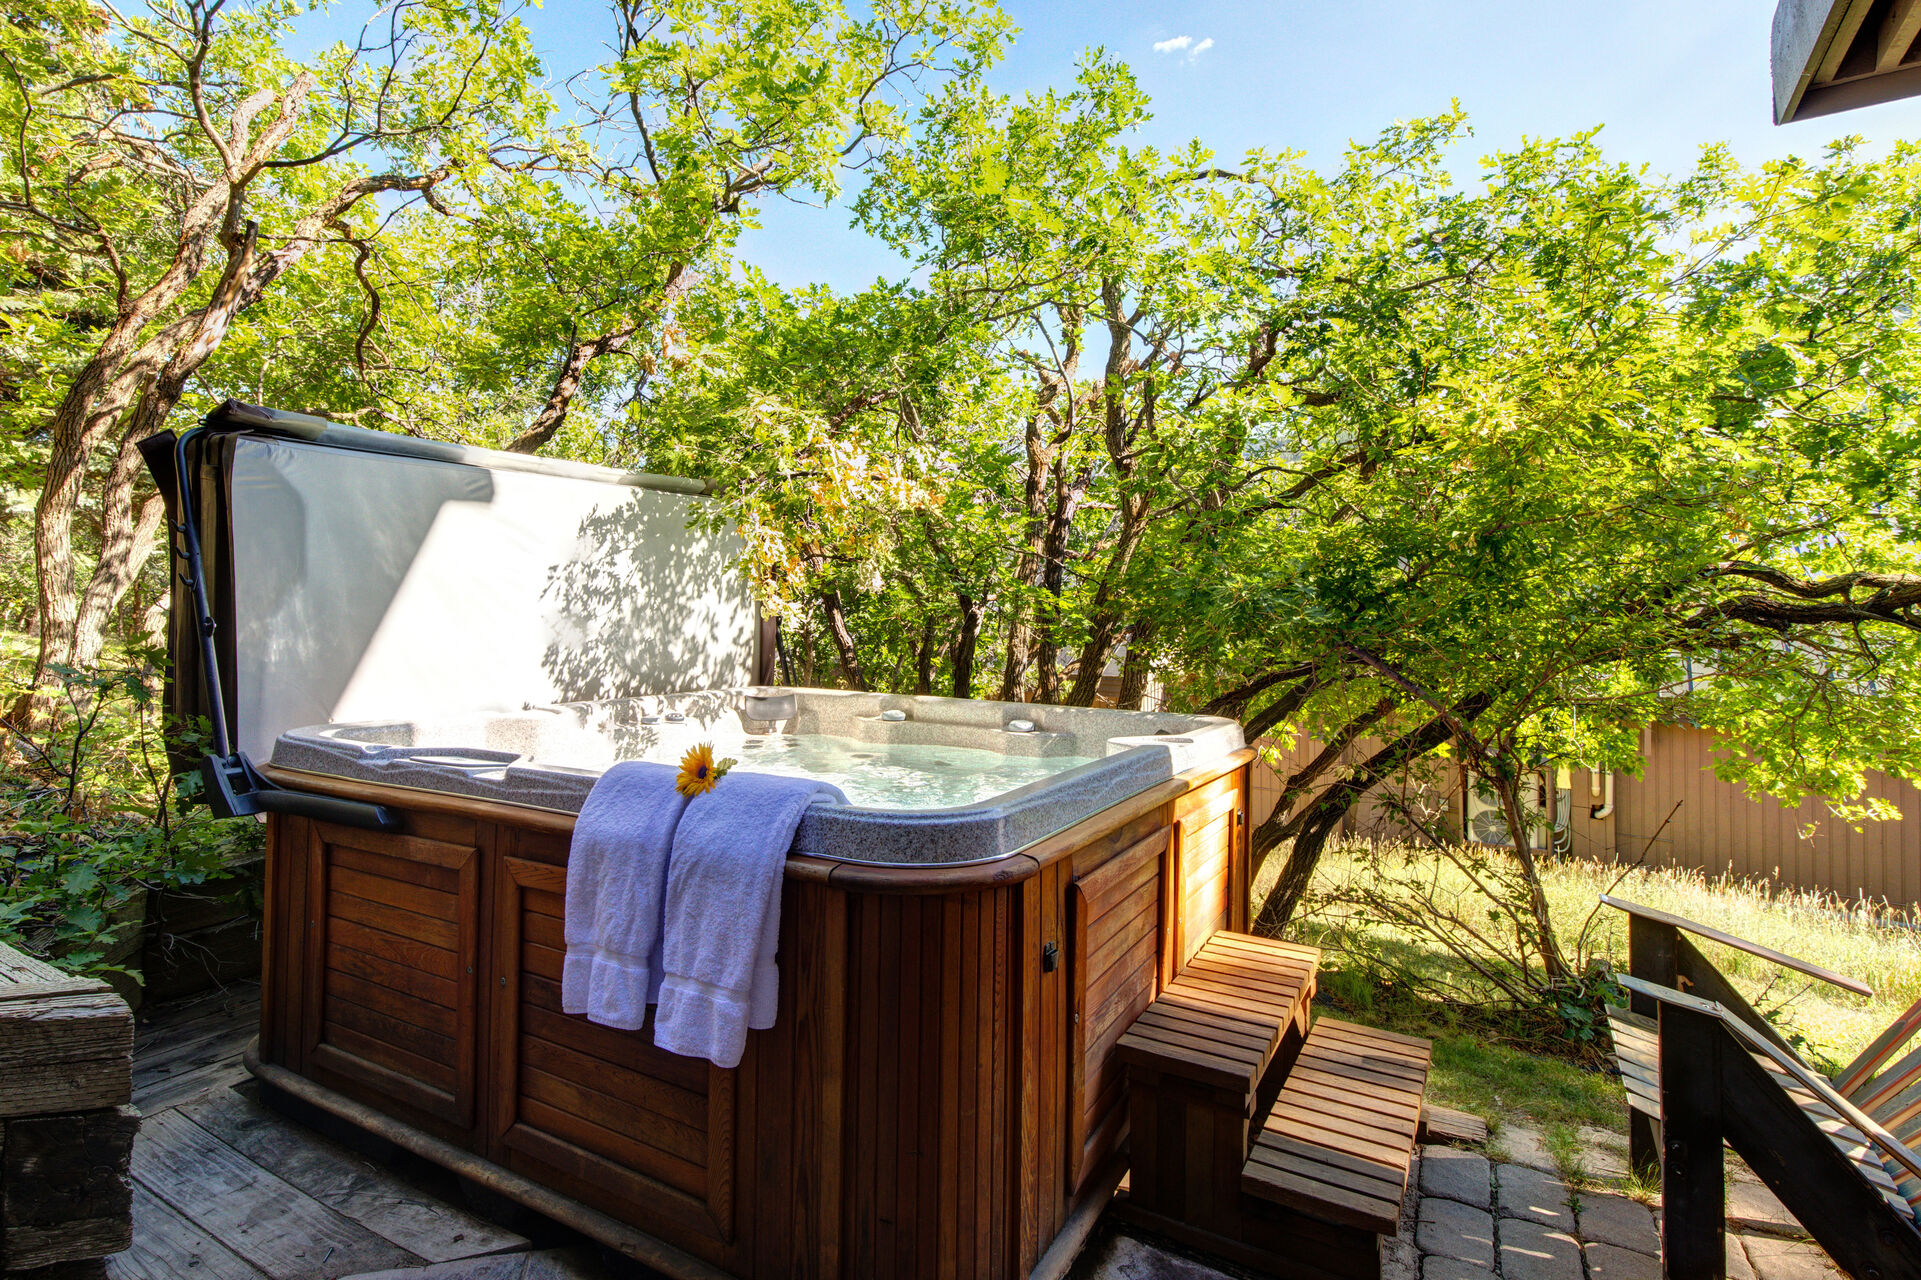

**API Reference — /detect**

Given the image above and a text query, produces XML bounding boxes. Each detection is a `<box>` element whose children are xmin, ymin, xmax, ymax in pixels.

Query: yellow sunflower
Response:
<box><xmin>675</xmin><ymin>742</ymin><xmax>737</xmax><ymax>797</ymax></box>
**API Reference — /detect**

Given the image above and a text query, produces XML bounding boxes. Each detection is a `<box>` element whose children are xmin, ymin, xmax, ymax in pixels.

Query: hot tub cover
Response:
<box><xmin>152</xmin><ymin>410</ymin><xmax>761</xmax><ymax>761</ymax></box>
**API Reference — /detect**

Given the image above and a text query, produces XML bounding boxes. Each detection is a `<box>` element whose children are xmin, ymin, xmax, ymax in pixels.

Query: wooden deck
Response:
<box><xmin>112</xmin><ymin>981</ymin><xmax>617</xmax><ymax>1280</ymax></box>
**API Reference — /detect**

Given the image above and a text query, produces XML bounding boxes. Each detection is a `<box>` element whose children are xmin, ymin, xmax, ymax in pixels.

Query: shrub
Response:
<box><xmin>0</xmin><ymin>653</ymin><xmax>262</xmax><ymax>983</ymax></box>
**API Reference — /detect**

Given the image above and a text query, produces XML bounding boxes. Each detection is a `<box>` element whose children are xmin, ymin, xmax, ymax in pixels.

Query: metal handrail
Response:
<box><xmin>1616</xmin><ymin>973</ymin><xmax>1921</xmax><ymax>1185</ymax></box>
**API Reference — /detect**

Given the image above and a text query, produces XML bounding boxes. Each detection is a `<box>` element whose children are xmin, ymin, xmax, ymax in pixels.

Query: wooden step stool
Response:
<box><xmin>1242</xmin><ymin>1019</ymin><xmax>1433</xmax><ymax>1257</ymax></box>
<box><xmin>1117</xmin><ymin>933</ymin><xmax>1318</xmax><ymax>1241</ymax></box>
<box><xmin>1117</xmin><ymin>931</ymin><xmax>1432</xmax><ymax>1280</ymax></box>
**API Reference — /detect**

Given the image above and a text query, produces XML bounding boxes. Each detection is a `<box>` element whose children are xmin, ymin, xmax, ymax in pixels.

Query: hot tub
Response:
<box><xmin>148</xmin><ymin>405</ymin><xmax>1257</xmax><ymax>1280</ymax></box>
<box><xmin>269</xmin><ymin>688</ymin><xmax>1244</xmax><ymax>864</ymax></box>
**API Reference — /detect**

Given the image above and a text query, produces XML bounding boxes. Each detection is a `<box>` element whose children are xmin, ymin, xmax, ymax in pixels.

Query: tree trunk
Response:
<box><xmin>953</xmin><ymin>591</ymin><xmax>984</xmax><ymax>698</ymax></box>
<box><xmin>71</xmin><ymin>427</ymin><xmax>169</xmax><ymax>669</ymax></box>
<box><xmin>139</xmin><ymin>595</ymin><xmax>168</xmax><ymax>643</ymax></box>
<box><xmin>775</xmin><ymin>625</ymin><xmax>795</xmax><ymax>686</ymax></box>
<box><xmin>1243</xmin><ymin>673</ymin><xmax>1328</xmax><ymax>743</ymax></box>
<box><xmin>997</xmin><ymin>603</ymin><xmax>1032</xmax><ymax>701</ymax></box>
<box><xmin>1033</xmin><ymin>636</ymin><xmax>1061</xmax><ymax>703</ymax></box>
<box><xmin>1266</xmin><ymin>696</ymin><xmax>1398</xmax><ymax>820</ymax></box>
<box><xmin>1116</xmin><ymin>618</ymin><xmax>1155</xmax><ymax>709</ymax></box>
<box><xmin>1066</xmin><ymin>490</ymin><xmax>1150</xmax><ymax>706</ymax></box>
<box><xmin>819</xmin><ymin>589</ymin><xmax>865</xmax><ymax>690</ymax></box>
<box><xmin>506</xmin><ymin>327</ymin><xmax>635</xmax><ymax>454</ymax></box>
<box><xmin>1252</xmin><ymin>795</ymin><xmax>1349</xmax><ymax>937</ymax></box>
<box><xmin>1489</xmin><ymin>766</ymin><xmax>1569</xmax><ymax>982</ymax></box>
<box><xmin>1065</xmin><ymin>275</ymin><xmax>1152</xmax><ymax>708</ymax></box>
<box><xmin>998</xmin><ymin>411</ymin><xmax>1054</xmax><ymax>700</ymax></box>
<box><xmin>998</xmin><ymin>321</ymin><xmax>1076</xmax><ymax>702</ymax></box>
<box><xmin>1202</xmin><ymin>665</ymin><xmax>1314</xmax><ymax>719</ymax></box>
<box><xmin>61</xmin><ymin>222</ymin><xmax>263</xmax><ymax>677</ymax></box>
<box><xmin>1032</xmin><ymin>460</ymin><xmax>1085</xmax><ymax>705</ymax></box>
<box><xmin>1251</xmin><ymin>693</ymin><xmax>1493</xmax><ymax>930</ymax></box>
<box><xmin>915</xmin><ymin>616</ymin><xmax>935</xmax><ymax>695</ymax></box>
<box><xmin>503</xmin><ymin>261</ymin><xmax>693</xmax><ymax>456</ymax></box>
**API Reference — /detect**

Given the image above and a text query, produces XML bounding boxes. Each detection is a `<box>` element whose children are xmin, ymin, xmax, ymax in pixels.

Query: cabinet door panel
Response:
<box><xmin>1176</xmin><ymin>782</ymin><xmax>1241</xmax><ymax>968</ymax></box>
<box><xmin>1067</xmin><ymin>825</ymin><xmax>1169</xmax><ymax>1190</ymax></box>
<box><xmin>488</xmin><ymin>856</ymin><xmax>737</xmax><ymax>1248</ymax></box>
<box><xmin>302</xmin><ymin>823</ymin><xmax>480</xmax><ymax>1131</ymax></box>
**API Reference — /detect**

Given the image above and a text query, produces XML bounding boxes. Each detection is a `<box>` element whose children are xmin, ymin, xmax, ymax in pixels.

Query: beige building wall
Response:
<box><xmin>1247</xmin><ymin>722</ymin><xmax>1921</xmax><ymax>907</ymax></box>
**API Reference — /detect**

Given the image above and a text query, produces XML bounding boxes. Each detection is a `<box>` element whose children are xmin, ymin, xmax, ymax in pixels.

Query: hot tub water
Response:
<box><xmin>724</xmin><ymin>735</ymin><xmax>1096</xmax><ymax>808</ymax></box>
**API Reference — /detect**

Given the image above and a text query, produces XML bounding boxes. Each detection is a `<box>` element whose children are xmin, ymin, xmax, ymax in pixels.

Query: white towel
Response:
<box><xmin>652</xmin><ymin>772</ymin><xmax>846</xmax><ymax>1068</ymax></box>
<box><xmin>561</xmin><ymin>761</ymin><xmax>689</xmax><ymax>1031</ymax></box>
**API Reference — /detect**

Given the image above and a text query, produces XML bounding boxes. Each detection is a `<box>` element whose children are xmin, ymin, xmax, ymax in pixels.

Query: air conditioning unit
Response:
<box><xmin>1466</xmin><ymin>776</ymin><xmax>1547</xmax><ymax>848</ymax></box>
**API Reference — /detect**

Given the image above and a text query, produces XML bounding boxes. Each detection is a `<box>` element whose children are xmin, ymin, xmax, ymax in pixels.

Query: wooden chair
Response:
<box><xmin>1618</xmin><ymin>975</ymin><xmax>1921</xmax><ymax>1280</ymax></box>
<box><xmin>1600</xmin><ymin>895</ymin><xmax>1921</xmax><ymax>1179</ymax></box>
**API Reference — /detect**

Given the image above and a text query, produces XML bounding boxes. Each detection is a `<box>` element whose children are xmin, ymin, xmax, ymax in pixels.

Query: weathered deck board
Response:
<box><xmin>179</xmin><ymin>1087</ymin><xmax>528</xmax><ymax>1263</ymax></box>
<box><xmin>118</xmin><ymin>983</ymin><xmax>539</xmax><ymax>1280</ymax></box>
<box><xmin>337</xmin><ymin>1249</ymin><xmax>612</xmax><ymax>1279</ymax></box>
<box><xmin>132</xmin><ymin>981</ymin><xmax>261</xmax><ymax>1115</ymax></box>
<box><xmin>131</xmin><ymin>1108</ymin><xmax>420</xmax><ymax>1279</ymax></box>
<box><xmin>108</xmin><ymin>1183</ymin><xmax>270</xmax><ymax>1280</ymax></box>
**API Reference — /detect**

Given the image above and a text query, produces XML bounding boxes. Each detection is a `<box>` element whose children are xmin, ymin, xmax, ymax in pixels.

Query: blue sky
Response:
<box><xmin>426</xmin><ymin>2</ymin><xmax>1921</xmax><ymax>291</ymax></box>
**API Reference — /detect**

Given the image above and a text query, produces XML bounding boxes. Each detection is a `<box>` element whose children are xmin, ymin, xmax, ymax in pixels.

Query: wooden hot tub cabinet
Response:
<box><xmin>254</xmin><ymin>750</ymin><xmax>1254</xmax><ymax>1280</ymax></box>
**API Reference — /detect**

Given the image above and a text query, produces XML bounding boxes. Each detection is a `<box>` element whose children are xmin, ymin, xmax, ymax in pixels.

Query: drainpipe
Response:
<box><xmin>1590</xmin><ymin>769</ymin><xmax>1614</xmax><ymax>820</ymax></box>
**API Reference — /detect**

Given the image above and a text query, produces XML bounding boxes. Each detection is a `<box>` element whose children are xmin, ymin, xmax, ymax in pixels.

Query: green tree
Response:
<box><xmin>1162</xmin><ymin>124</ymin><xmax>1921</xmax><ymax>965</ymax></box>
<box><xmin>480</xmin><ymin>0</ymin><xmax>1008</xmax><ymax>458</ymax></box>
<box><xmin>664</xmin><ymin>93</ymin><xmax>1921</xmax><ymax>1004</ymax></box>
<box><xmin>1</xmin><ymin>0</ymin><xmax>1008</xmax><ymax>714</ymax></box>
<box><xmin>629</xmin><ymin>271</ymin><xmax>1010</xmax><ymax>691</ymax></box>
<box><xmin>2</xmin><ymin>0</ymin><xmax>553</xmax><ymax>706</ymax></box>
<box><xmin>858</xmin><ymin>56</ymin><xmax>1332</xmax><ymax>705</ymax></box>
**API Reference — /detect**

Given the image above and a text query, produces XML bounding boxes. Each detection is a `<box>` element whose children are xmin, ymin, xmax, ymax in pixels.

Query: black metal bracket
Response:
<box><xmin>201</xmin><ymin>751</ymin><xmax>402</xmax><ymax>832</ymax></box>
<box><xmin>173</xmin><ymin>401</ymin><xmax>400</xmax><ymax>835</ymax></box>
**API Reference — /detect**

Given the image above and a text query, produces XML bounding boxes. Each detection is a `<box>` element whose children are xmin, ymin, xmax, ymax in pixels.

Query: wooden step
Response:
<box><xmin>1117</xmin><ymin>931</ymin><xmax>1318</xmax><ymax>1112</ymax></box>
<box><xmin>1241</xmin><ymin>1017</ymin><xmax>1432</xmax><ymax>1237</ymax></box>
<box><xmin>1119</xmin><ymin>931</ymin><xmax>1321</xmax><ymax>1255</ymax></box>
<box><xmin>1418</xmin><ymin>1104</ymin><xmax>1488</xmax><ymax>1146</ymax></box>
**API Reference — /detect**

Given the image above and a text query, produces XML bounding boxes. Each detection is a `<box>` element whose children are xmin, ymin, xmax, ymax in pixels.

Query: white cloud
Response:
<box><xmin>1153</xmin><ymin>34</ymin><xmax>1214</xmax><ymax>61</ymax></box>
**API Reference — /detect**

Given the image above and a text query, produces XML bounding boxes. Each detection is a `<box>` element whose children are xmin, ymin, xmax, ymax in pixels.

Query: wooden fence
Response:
<box><xmin>1248</xmin><ymin>722</ymin><xmax>1921</xmax><ymax>908</ymax></box>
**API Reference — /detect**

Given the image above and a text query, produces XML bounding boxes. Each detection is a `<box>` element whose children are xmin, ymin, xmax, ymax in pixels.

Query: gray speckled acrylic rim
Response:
<box><xmin>269</xmin><ymin>688</ymin><xmax>1245</xmax><ymax>866</ymax></box>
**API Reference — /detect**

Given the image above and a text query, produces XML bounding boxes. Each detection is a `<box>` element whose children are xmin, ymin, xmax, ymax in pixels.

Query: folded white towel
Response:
<box><xmin>653</xmin><ymin>771</ymin><xmax>846</xmax><ymax>1068</ymax></box>
<box><xmin>561</xmin><ymin>760</ymin><xmax>688</xmax><ymax>1031</ymax></box>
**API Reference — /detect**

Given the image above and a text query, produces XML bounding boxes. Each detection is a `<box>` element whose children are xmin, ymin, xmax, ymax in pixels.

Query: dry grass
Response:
<box><xmin>1256</xmin><ymin>840</ymin><xmax>1921</xmax><ymax>1183</ymax></box>
<box><xmin>1277</xmin><ymin>840</ymin><xmax>1919</xmax><ymax>1067</ymax></box>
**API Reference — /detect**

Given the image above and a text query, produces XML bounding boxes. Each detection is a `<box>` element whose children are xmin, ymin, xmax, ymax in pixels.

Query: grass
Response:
<box><xmin>1258</xmin><ymin>840</ymin><xmax>1921</xmax><ymax>1190</ymax></box>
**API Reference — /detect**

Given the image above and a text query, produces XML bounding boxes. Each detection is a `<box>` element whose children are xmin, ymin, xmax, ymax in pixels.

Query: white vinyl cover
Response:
<box><xmin>228</xmin><ymin>437</ymin><xmax>756</xmax><ymax>759</ymax></box>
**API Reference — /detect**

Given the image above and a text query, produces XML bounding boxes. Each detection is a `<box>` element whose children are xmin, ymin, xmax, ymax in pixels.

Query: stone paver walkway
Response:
<box><xmin>1393</xmin><ymin>1142</ymin><xmax>1842</xmax><ymax>1280</ymax></box>
<box><xmin>1077</xmin><ymin>1138</ymin><xmax>1846</xmax><ymax>1280</ymax></box>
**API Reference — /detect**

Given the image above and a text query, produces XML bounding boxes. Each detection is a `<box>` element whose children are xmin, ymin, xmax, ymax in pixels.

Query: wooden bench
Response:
<box><xmin>1243</xmin><ymin>1018</ymin><xmax>1432</xmax><ymax>1240</ymax></box>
